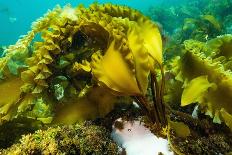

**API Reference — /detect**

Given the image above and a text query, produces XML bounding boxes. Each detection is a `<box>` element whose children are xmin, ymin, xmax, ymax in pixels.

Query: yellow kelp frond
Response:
<box><xmin>22</xmin><ymin>96</ymin><xmax>53</xmax><ymax>124</ymax></box>
<box><xmin>181</xmin><ymin>76</ymin><xmax>216</xmax><ymax>106</ymax></box>
<box><xmin>164</xmin><ymin>78</ymin><xmax>183</xmax><ymax>108</ymax></box>
<box><xmin>168</xmin><ymin>120</ymin><xmax>190</xmax><ymax>138</ymax></box>
<box><xmin>182</xmin><ymin>18</ymin><xmax>198</xmax><ymax>31</ymax></box>
<box><xmin>0</xmin><ymin>57</ymin><xmax>9</xmax><ymax>79</ymax></box>
<box><xmin>201</xmin><ymin>15</ymin><xmax>221</xmax><ymax>31</ymax></box>
<box><xmin>0</xmin><ymin>46</ymin><xmax>29</xmax><ymax>80</ymax></box>
<box><xmin>89</xmin><ymin>3</ymin><xmax>144</xmax><ymax>22</ymax></box>
<box><xmin>183</xmin><ymin>39</ymin><xmax>211</xmax><ymax>56</ymax></box>
<box><xmin>181</xmin><ymin>14</ymin><xmax>222</xmax><ymax>41</ymax></box>
<box><xmin>220</xmin><ymin>108</ymin><xmax>232</xmax><ymax>131</ymax></box>
<box><xmin>0</xmin><ymin>78</ymin><xmax>23</xmax><ymax>123</ymax></box>
<box><xmin>53</xmin><ymin>86</ymin><xmax>116</xmax><ymax>124</ymax></box>
<box><xmin>207</xmin><ymin>34</ymin><xmax>232</xmax><ymax>59</ymax></box>
<box><xmin>91</xmin><ymin>41</ymin><xmax>141</xmax><ymax>95</ymax></box>
<box><xmin>127</xmin><ymin>26</ymin><xmax>150</xmax><ymax>94</ymax></box>
<box><xmin>86</xmin><ymin>86</ymin><xmax>116</xmax><ymax>117</ymax></box>
<box><xmin>53</xmin><ymin>97</ymin><xmax>99</xmax><ymax>124</ymax></box>
<box><xmin>177</xmin><ymin>50</ymin><xmax>216</xmax><ymax>81</ymax></box>
<box><xmin>168</xmin><ymin>56</ymin><xmax>182</xmax><ymax>80</ymax></box>
<box><xmin>174</xmin><ymin>39</ymin><xmax>232</xmax><ymax>129</ymax></box>
<box><xmin>21</xmin><ymin>60</ymin><xmax>52</xmax><ymax>94</ymax></box>
<box><xmin>0</xmin><ymin>78</ymin><xmax>23</xmax><ymax>108</ymax></box>
<box><xmin>84</xmin><ymin>3</ymin><xmax>163</xmax><ymax>66</ymax></box>
<box><xmin>72</xmin><ymin>60</ymin><xmax>91</xmax><ymax>73</ymax></box>
<box><xmin>139</xmin><ymin>20</ymin><xmax>163</xmax><ymax>64</ymax></box>
<box><xmin>17</xmin><ymin>94</ymin><xmax>34</xmax><ymax>113</ymax></box>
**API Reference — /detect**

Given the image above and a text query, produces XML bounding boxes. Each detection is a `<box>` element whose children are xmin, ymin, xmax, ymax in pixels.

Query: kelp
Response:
<box><xmin>168</xmin><ymin>120</ymin><xmax>190</xmax><ymax>138</ymax></box>
<box><xmin>207</xmin><ymin>34</ymin><xmax>232</xmax><ymax>70</ymax></box>
<box><xmin>168</xmin><ymin>38</ymin><xmax>232</xmax><ymax>131</ymax></box>
<box><xmin>181</xmin><ymin>75</ymin><xmax>216</xmax><ymax>106</ymax></box>
<box><xmin>0</xmin><ymin>78</ymin><xmax>24</xmax><ymax>123</ymax></box>
<box><xmin>147</xmin><ymin>0</ymin><xmax>232</xmax><ymax>38</ymax></box>
<box><xmin>201</xmin><ymin>15</ymin><xmax>221</xmax><ymax>31</ymax></box>
<box><xmin>146</xmin><ymin>1</ymin><xmax>202</xmax><ymax>35</ymax></box>
<box><xmin>164</xmin><ymin>36</ymin><xmax>232</xmax><ymax>154</ymax></box>
<box><xmin>0</xmin><ymin>3</ymin><xmax>165</xmax><ymax>127</ymax></box>
<box><xmin>181</xmin><ymin>14</ymin><xmax>222</xmax><ymax>41</ymax></box>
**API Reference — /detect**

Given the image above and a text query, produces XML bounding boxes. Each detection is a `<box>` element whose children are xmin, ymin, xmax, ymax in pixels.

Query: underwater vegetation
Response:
<box><xmin>0</xmin><ymin>3</ymin><xmax>166</xmax><ymax>126</ymax></box>
<box><xmin>166</xmin><ymin>34</ymin><xmax>232</xmax><ymax>129</ymax></box>
<box><xmin>161</xmin><ymin>34</ymin><xmax>232</xmax><ymax>154</ymax></box>
<box><xmin>0</xmin><ymin>46</ymin><xmax>6</xmax><ymax>57</ymax></box>
<box><xmin>1</xmin><ymin>122</ymin><xmax>119</xmax><ymax>155</ymax></box>
<box><xmin>146</xmin><ymin>0</ymin><xmax>232</xmax><ymax>154</ymax></box>
<box><xmin>0</xmin><ymin>1</ymin><xmax>232</xmax><ymax>155</ymax></box>
<box><xmin>148</xmin><ymin>0</ymin><xmax>232</xmax><ymax>43</ymax></box>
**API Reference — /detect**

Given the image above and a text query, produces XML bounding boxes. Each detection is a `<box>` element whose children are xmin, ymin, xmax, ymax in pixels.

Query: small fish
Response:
<box><xmin>9</xmin><ymin>17</ymin><xmax>17</xmax><ymax>23</ymax></box>
<box><xmin>0</xmin><ymin>5</ymin><xmax>17</xmax><ymax>23</ymax></box>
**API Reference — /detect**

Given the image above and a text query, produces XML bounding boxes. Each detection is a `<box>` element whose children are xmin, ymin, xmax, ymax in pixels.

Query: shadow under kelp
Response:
<box><xmin>0</xmin><ymin>117</ymin><xmax>41</xmax><ymax>149</ymax></box>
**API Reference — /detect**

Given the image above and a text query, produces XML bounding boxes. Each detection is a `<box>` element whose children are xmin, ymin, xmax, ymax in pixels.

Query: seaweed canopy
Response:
<box><xmin>207</xmin><ymin>34</ymin><xmax>232</xmax><ymax>70</ymax></box>
<box><xmin>172</xmin><ymin>39</ymin><xmax>232</xmax><ymax>131</ymax></box>
<box><xmin>182</xmin><ymin>14</ymin><xmax>221</xmax><ymax>41</ymax></box>
<box><xmin>0</xmin><ymin>3</ymin><xmax>165</xmax><ymax>125</ymax></box>
<box><xmin>86</xmin><ymin>6</ymin><xmax>165</xmax><ymax>125</ymax></box>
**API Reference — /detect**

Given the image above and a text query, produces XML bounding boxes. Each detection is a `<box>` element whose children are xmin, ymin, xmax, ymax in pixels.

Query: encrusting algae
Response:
<box><xmin>0</xmin><ymin>122</ymin><xmax>119</xmax><ymax>155</ymax></box>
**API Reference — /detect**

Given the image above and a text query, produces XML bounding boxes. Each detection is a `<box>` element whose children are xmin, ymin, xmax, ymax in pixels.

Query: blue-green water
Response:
<box><xmin>0</xmin><ymin>0</ymin><xmax>232</xmax><ymax>154</ymax></box>
<box><xmin>0</xmin><ymin>0</ymin><xmax>190</xmax><ymax>45</ymax></box>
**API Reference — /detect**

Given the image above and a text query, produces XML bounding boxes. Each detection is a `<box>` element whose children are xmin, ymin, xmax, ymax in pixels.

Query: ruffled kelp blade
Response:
<box><xmin>207</xmin><ymin>34</ymin><xmax>232</xmax><ymax>59</ymax></box>
<box><xmin>140</xmin><ymin>21</ymin><xmax>163</xmax><ymax>65</ymax></box>
<box><xmin>201</xmin><ymin>15</ymin><xmax>221</xmax><ymax>31</ymax></box>
<box><xmin>91</xmin><ymin>40</ymin><xmax>141</xmax><ymax>96</ymax></box>
<box><xmin>174</xmin><ymin>38</ymin><xmax>232</xmax><ymax>130</ymax></box>
<box><xmin>220</xmin><ymin>108</ymin><xmax>232</xmax><ymax>131</ymax></box>
<box><xmin>127</xmin><ymin>26</ymin><xmax>150</xmax><ymax>94</ymax></box>
<box><xmin>0</xmin><ymin>77</ymin><xmax>24</xmax><ymax>123</ymax></box>
<box><xmin>181</xmin><ymin>75</ymin><xmax>216</xmax><ymax>106</ymax></box>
